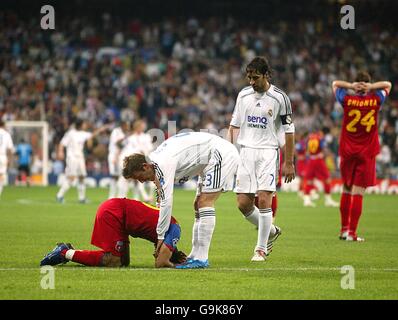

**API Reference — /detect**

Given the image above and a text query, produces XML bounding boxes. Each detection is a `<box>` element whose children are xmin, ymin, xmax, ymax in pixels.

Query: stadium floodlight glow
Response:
<box><xmin>5</xmin><ymin>121</ymin><xmax>49</xmax><ymax>186</ymax></box>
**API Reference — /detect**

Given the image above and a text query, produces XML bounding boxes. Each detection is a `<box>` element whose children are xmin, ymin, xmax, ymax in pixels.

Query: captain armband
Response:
<box><xmin>280</xmin><ymin>114</ymin><xmax>295</xmax><ymax>133</ymax></box>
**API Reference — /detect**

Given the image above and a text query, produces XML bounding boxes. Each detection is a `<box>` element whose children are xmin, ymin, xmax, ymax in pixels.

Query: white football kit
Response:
<box><xmin>230</xmin><ymin>84</ymin><xmax>295</xmax><ymax>193</ymax></box>
<box><xmin>149</xmin><ymin>132</ymin><xmax>240</xmax><ymax>239</ymax></box>
<box><xmin>108</xmin><ymin>127</ymin><xmax>126</xmax><ymax>176</ymax></box>
<box><xmin>60</xmin><ymin>129</ymin><xmax>92</xmax><ymax>177</ymax></box>
<box><xmin>0</xmin><ymin>128</ymin><xmax>14</xmax><ymax>175</ymax></box>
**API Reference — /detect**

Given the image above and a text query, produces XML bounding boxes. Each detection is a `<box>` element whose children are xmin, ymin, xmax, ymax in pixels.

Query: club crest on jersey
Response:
<box><xmin>268</xmin><ymin>109</ymin><xmax>273</xmax><ymax>117</ymax></box>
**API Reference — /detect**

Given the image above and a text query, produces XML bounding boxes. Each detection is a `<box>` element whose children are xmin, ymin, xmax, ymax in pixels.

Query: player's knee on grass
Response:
<box><xmin>101</xmin><ymin>252</ymin><xmax>123</xmax><ymax>267</ymax></box>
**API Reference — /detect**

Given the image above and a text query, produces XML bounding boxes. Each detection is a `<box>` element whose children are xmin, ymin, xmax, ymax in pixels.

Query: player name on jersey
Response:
<box><xmin>346</xmin><ymin>98</ymin><xmax>378</xmax><ymax>107</ymax></box>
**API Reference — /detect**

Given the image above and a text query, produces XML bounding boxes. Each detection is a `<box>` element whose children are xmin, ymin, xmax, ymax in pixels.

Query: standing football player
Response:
<box><xmin>228</xmin><ymin>56</ymin><xmax>295</xmax><ymax>262</ymax></box>
<box><xmin>108</xmin><ymin>121</ymin><xmax>130</xmax><ymax>199</ymax></box>
<box><xmin>56</xmin><ymin>119</ymin><xmax>109</xmax><ymax>203</ymax></box>
<box><xmin>0</xmin><ymin>120</ymin><xmax>14</xmax><ymax>198</ymax></box>
<box><xmin>122</xmin><ymin>131</ymin><xmax>240</xmax><ymax>269</ymax></box>
<box><xmin>332</xmin><ymin>71</ymin><xmax>391</xmax><ymax>241</ymax></box>
<box><xmin>302</xmin><ymin>130</ymin><xmax>339</xmax><ymax>207</ymax></box>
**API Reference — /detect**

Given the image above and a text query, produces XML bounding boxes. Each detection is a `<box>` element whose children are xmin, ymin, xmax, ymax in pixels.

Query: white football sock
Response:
<box><xmin>196</xmin><ymin>207</ymin><xmax>216</xmax><ymax>261</ymax></box>
<box><xmin>108</xmin><ymin>178</ymin><xmax>117</xmax><ymax>199</ymax></box>
<box><xmin>188</xmin><ymin>212</ymin><xmax>200</xmax><ymax>259</ymax></box>
<box><xmin>255</xmin><ymin>208</ymin><xmax>273</xmax><ymax>253</ymax></box>
<box><xmin>245</xmin><ymin>206</ymin><xmax>259</xmax><ymax>226</ymax></box>
<box><xmin>77</xmin><ymin>181</ymin><xmax>86</xmax><ymax>201</ymax></box>
<box><xmin>117</xmin><ymin>177</ymin><xmax>128</xmax><ymax>197</ymax></box>
<box><xmin>57</xmin><ymin>179</ymin><xmax>70</xmax><ymax>198</ymax></box>
<box><xmin>0</xmin><ymin>180</ymin><xmax>4</xmax><ymax>197</ymax></box>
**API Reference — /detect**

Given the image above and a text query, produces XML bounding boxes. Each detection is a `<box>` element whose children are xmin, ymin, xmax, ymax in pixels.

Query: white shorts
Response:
<box><xmin>234</xmin><ymin>147</ymin><xmax>279</xmax><ymax>193</ymax></box>
<box><xmin>108</xmin><ymin>153</ymin><xmax>119</xmax><ymax>176</ymax></box>
<box><xmin>198</xmin><ymin>142</ymin><xmax>240</xmax><ymax>193</ymax></box>
<box><xmin>65</xmin><ymin>157</ymin><xmax>87</xmax><ymax>177</ymax></box>
<box><xmin>0</xmin><ymin>155</ymin><xmax>7</xmax><ymax>175</ymax></box>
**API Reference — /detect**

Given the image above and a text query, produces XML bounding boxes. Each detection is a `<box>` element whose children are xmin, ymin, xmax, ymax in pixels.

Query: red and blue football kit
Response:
<box><xmin>295</xmin><ymin>139</ymin><xmax>307</xmax><ymax>178</ymax></box>
<box><xmin>335</xmin><ymin>88</ymin><xmax>388</xmax><ymax>187</ymax></box>
<box><xmin>305</xmin><ymin>132</ymin><xmax>330</xmax><ymax>181</ymax></box>
<box><xmin>91</xmin><ymin>198</ymin><xmax>180</xmax><ymax>256</ymax></box>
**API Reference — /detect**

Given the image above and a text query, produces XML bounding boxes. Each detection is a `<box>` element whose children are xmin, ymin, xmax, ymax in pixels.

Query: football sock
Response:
<box><xmin>245</xmin><ymin>206</ymin><xmax>259</xmax><ymax>226</ymax></box>
<box><xmin>188</xmin><ymin>212</ymin><xmax>200</xmax><ymax>259</ymax></box>
<box><xmin>304</xmin><ymin>183</ymin><xmax>312</xmax><ymax>195</ymax></box>
<box><xmin>77</xmin><ymin>181</ymin><xmax>86</xmax><ymax>201</ymax></box>
<box><xmin>256</xmin><ymin>208</ymin><xmax>273</xmax><ymax>253</ymax></box>
<box><xmin>63</xmin><ymin>249</ymin><xmax>105</xmax><ymax>266</ymax></box>
<box><xmin>117</xmin><ymin>177</ymin><xmax>128</xmax><ymax>197</ymax></box>
<box><xmin>324</xmin><ymin>183</ymin><xmax>331</xmax><ymax>194</ymax></box>
<box><xmin>349</xmin><ymin>194</ymin><xmax>363</xmax><ymax>236</ymax></box>
<box><xmin>137</xmin><ymin>182</ymin><xmax>149</xmax><ymax>200</ymax></box>
<box><xmin>57</xmin><ymin>179</ymin><xmax>70</xmax><ymax>198</ymax></box>
<box><xmin>271</xmin><ymin>194</ymin><xmax>278</xmax><ymax>217</ymax></box>
<box><xmin>196</xmin><ymin>207</ymin><xmax>216</xmax><ymax>261</ymax></box>
<box><xmin>340</xmin><ymin>192</ymin><xmax>352</xmax><ymax>233</ymax></box>
<box><xmin>108</xmin><ymin>178</ymin><xmax>117</xmax><ymax>199</ymax></box>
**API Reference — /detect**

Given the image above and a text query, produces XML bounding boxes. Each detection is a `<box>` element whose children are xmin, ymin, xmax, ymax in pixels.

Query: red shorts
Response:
<box><xmin>296</xmin><ymin>159</ymin><xmax>307</xmax><ymax>178</ymax></box>
<box><xmin>305</xmin><ymin>158</ymin><xmax>330</xmax><ymax>181</ymax></box>
<box><xmin>91</xmin><ymin>201</ymin><xmax>129</xmax><ymax>257</ymax></box>
<box><xmin>340</xmin><ymin>155</ymin><xmax>376</xmax><ymax>188</ymax></box>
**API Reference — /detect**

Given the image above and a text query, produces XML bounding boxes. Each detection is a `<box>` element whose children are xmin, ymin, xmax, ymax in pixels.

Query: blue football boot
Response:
<box><xmin>40</xmin><ymin>243</ymin><xmax>74</xmax><ymax>266</ymax></box>
<box><xmin>175</xmin><ymin>259</ymin><xmax>209</xmax><ymax>269</ymax></box>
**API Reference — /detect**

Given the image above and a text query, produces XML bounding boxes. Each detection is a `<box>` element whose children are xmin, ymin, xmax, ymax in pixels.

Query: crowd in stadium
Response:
<box><xmin>0</xmin><ymin>3</ymin><xmax>397</xmax><ymax>180</ymax></box>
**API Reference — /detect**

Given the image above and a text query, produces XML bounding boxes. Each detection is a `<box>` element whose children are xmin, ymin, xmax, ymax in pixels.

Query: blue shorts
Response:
<box><xmin>164</xmin><ymin>223</ymin><xmax>181</xmax><ymax>252</ymax></box>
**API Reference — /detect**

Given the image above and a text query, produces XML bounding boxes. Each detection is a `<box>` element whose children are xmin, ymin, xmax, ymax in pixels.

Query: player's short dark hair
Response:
<box><xmin>355</xmin><ymin>70</ymin><xmax>371</xmax><ymax>83</ymax></box>
<box><xmin>74</xmin><ymin>119</ymin><xmax>84</xmax><ymax>130</ymax></box>
<box><xmin>122</xmin><ymin>153</ymin><xmax>148</xmax><ymax>179</ymax></box>
<box><xmin>246</xmin><ymin>56</ymin><xmax>273</xmax><ymax>79</ymax></box>
<box><xmin>0</xmin><ymin>120</ymin><xmax>4</xmax><ymax>127</ymax></box>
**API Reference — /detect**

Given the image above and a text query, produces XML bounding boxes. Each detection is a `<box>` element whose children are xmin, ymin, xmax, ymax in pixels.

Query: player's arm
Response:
<box><xmin>365</xmin><ymin>81</ymin><xmax>392</xmax><ymax>95</ymax></box>
<box><xmin>155</xmin><ymin>163</ymin><xmax>176</xmax><ymax>250</ymax></box>
<box><xmin>279</xmin><ymin>94</ymin><xmax>295</xmax><ymax>183</ymax></box>
<box><xmin>154</xmin><ymin>242</ymin><xmax>174</xmax><ymax>268</ymax></box>
<box><xmin>227</xmin><ymin>125</ymin><xmax>240</xmax><ymax>145</ymax></box>
<box><xmin>57</xmin><ymin>141</ymin><xmax>65</xmax><ymax>161</ymax></box>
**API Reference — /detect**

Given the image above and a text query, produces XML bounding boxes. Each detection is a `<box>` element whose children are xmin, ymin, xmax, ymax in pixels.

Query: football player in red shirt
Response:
<box><xmin>333</xmin><ymin>71</ymin><xmax>391</xmax><ymax>241</ymax></box>
<box><xmin>303</xmin><ymin>131</ymin><xmax>339</xmax><ymax>207</ymax></box>
<box><xmin>40</xmin><ymin>198</ymin><xmax>186</xmax><ymax>267</ymax></box>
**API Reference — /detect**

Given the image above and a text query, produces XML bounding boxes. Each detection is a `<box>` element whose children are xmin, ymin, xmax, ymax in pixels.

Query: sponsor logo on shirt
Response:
<box><xmin>247</xmin><ymin>115</ymin><xmax>268</xmax><ymax>129</ymax></box>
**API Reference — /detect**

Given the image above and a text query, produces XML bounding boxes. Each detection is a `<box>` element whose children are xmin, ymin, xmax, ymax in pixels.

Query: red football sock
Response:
<box><xmin>271</xmin><ymin>195</ymin><xmax>277</xmax><ymax>217</ymax></box>
<box><xmin>304</xmin><ymin>183</ymin><xmax>313</xmax><ymax>195</ymax></box>
<box><xmin>324</xmin><ymin>183</ymin><xmax>331</xmax><ymax>194</ymax></box>
<box><xmin>340</xmin><ymin>193</ymin><xmax>352</xmax><ymax>233</ymax></box>
<box><xmin>67</xmin><ymin>250</ymin><xmax>105</xmax><ymax>266</ymax></box>
<box><xmin>349</xmin><ymin>194</ymin><xmax>363</xmax><ymax>237</ymax></box>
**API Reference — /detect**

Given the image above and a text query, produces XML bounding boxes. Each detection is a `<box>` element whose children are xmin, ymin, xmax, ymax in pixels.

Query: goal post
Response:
<box><xmin>5</xmin><ymin>121</ymin><xmax>49</xmax><ymax>186</ymax></box>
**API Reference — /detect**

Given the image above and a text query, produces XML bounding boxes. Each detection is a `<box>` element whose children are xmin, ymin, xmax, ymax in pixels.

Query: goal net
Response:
<box><xmin>5</xmin><ymin>121</ymin><xmax>49</xmax><ymax>186</ymax></box>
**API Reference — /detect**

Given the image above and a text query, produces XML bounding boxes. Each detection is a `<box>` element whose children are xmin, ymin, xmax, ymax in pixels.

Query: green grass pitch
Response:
<box><xmin>0</xmin><ymin>186</ymin><xmax>397</xmax><ymax>300</ymax></box>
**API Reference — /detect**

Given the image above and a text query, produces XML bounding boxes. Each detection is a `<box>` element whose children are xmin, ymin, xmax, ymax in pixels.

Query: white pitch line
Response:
<box><xmin>0</xmin><ymin>267</ymin><xmax>397</xmax><ymax>272</ymax></box>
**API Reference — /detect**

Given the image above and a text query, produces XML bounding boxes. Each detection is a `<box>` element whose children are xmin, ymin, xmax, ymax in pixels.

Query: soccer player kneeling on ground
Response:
<box><xmin>40</xmin><ymin>198</ymin><xmax>186</xmax><ymax>268</ymax></box>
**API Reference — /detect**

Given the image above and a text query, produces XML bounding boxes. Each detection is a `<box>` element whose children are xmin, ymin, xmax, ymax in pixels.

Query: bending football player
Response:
<box><xmin>40</xmin><ymin>198</ymin><xmax>186</xmax><ymax>268</ymax></box>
